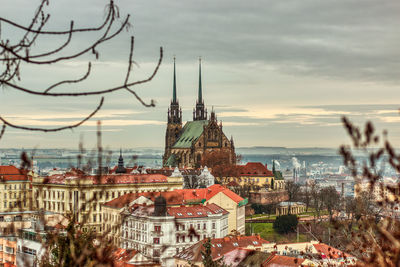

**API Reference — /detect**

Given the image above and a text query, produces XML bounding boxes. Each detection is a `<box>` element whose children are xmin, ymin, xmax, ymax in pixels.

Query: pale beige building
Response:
<box><xmin>32</xmin><ymin>169</ymin><xmax>183</xmax><ymax>233</ymax></box>
<box><xmin>0</xmin><ymin>165</ymin><xmax>32</xmax><ymax>213</ymax></box>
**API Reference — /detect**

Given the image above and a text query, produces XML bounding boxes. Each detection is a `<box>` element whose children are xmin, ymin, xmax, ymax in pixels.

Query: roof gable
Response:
<box><xmin>173</xmin><ymin>120</ymin><xmax>208</xmax><ymax>148</ymax></box>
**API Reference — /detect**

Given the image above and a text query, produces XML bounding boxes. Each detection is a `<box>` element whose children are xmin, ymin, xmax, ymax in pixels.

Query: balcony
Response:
<box><xmin>151</xmin><ymin>231</ymin><xmax>163</xmax><ymax>237</ymax></box>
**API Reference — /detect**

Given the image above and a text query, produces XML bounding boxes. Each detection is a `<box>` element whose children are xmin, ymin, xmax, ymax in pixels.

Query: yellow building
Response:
<box><xmin>229</xmin><ymin>162</ymin><xmax>275</xmax><ymax>189</ymax></box>
<box><xmin>0</xmin><ymin>166</ymin><xmax>32</xmax><ymax>213</ymax></box>
<box><xmin>32</xmin><ymin>169</ymin><xmax>183</xmax><ymax>233</ymax></box>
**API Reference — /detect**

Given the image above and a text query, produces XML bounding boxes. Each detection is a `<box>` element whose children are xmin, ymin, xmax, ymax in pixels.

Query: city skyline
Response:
<box><xmin>1</xmin><ymin>0</ymin><xmax>400</xmax><ymax>149</ymax></box>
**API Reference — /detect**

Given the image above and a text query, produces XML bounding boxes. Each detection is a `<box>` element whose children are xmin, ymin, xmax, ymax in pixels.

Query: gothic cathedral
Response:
<box><xmin>163</xmin><ymin>58</ymin><xmax>236</xmax><ymax>168</ymax></box>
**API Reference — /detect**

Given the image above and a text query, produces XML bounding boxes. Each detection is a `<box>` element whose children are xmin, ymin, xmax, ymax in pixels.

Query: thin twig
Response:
<box><xmin>0</xmin><ymin>97</ymin><xmax>104</xmax><ymax>132</ymax></box>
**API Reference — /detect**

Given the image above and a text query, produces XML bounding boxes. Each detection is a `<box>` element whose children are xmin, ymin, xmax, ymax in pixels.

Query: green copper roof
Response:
<box><xmin>165</xmin><ymin>154</ymin><xmax>178</xmax><ymax>167</ymax></box>
<box><xmin>172</xmin><ymin>120</ymin><xmax>208</xmax><ymax>148</ymax></box>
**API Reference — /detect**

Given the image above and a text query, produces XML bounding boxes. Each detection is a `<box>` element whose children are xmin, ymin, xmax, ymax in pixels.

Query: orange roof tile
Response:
<box><xmin>175</xmin><ymin>184</ymin><xmax>244</xmax><ymax>203</ymax></box>
<box><xmin>104</xmin><ymin>191</ymin><xmax>184</xmax><ymax>209</ymax></box>
<box><xmin>263</xmin><ymin>254</ymin><xmax>305</xmax><ymax>266</ymax></box>
<box><xmin>44</xmin><ymin>172</ymin><xmax>167</xmax><ymax>185</ymax></box>
<box><xmin>175</xmin><ymin>235</ymin><xmax>269</xmax><ymax>262</ymax></box>
<box><xmin>0</xmin><ymin>165</ymin><xmax>29</xmax><ymax>181</ymax></box>
<box><xmin>104</xmin><ymin>185</ymin><xmax>243</xmax><ymax>209</ymax></box>
<box><xmin>168</xmin><ymin>203</ymin><xmax>228</xmax><ymax>218</ymax></box>
<box><xmin>313</xmin><ymin>243</ymin><xmax>353</xmax><ymax>259</ymax></box>
<box><xmin>237</xmin><ymin>162</ymin><xmax>274</xmax><ymax>177</ymax></box>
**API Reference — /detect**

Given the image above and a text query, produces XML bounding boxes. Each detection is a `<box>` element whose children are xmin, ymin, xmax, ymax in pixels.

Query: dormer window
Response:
<box><xmin>217</xmin><ymin>244</ymin><xmax>222</xmax><ymax>247</ymax></box>
<box><xmin>187</xmin><ymin>212</ymin><xmax>193</xmax><ymax>216</ymax></box>
<box><xmin>253</xmin><ymin>241</ymin><xmax>258</xmax><ymax>245</ymax></box>
<box><xmin>233</xmin><ymin>242</ymin><xmax>238</xmax><ymax>246</ymax></box>
<box><xmin>177</xmin><ymin>213</ymin><xmax>182</xmax><ymax>216</ymax></box>
<box><xmin>197</xmin><ymin>212</ymin><xmax>203</xmax><ymax>215</ymax></box>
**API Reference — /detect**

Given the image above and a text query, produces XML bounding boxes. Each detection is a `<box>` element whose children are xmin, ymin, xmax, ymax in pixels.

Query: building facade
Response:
<box><xmin>0</xmin><ymin>165</ymin><xmax>32</xmax><ymax>213</ymax></box>
<box><xmin>32</xmin><ymin>168</ymin><xmax>183</xmax><ymax>233</ymax></box>
<box><xmin>163</xmin><ymin>59</ymin><xmax>235</xmax><ymax>168</ymax></box>
<box><xmin>119</xmin><ymin>200</ymin><xmax>228</xmax><ymax>266</ymax></box>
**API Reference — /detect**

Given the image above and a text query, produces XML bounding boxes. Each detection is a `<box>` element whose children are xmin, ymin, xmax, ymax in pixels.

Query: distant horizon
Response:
<box><xmin>1</xmin><ymin>0</ymin><xmax>400</xmax><ymax>148</ymax></box>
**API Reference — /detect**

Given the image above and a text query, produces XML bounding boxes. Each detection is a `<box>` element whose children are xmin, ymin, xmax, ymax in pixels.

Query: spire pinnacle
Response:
<box><xmin>173</xmin><ymin>56</ymin><xmax>177</xmax><ymax>103</ymax></box>
<box><xmin>198</xmin><ymin>56</ymin><xmax>202</xmax><ymax>104</ymax></box>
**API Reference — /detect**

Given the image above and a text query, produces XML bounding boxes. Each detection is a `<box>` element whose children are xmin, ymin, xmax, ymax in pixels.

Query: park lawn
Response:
<box><xmin>246</xmin><ymin>222</ymin><xmax>308</xmax><ymax>243</ymax></box>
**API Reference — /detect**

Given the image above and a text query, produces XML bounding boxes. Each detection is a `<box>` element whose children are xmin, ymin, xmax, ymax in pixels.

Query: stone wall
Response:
<box><xmin>249</xmin><ymin>190</ymin><xmax>289</xmax><ymax>205</ymax></box>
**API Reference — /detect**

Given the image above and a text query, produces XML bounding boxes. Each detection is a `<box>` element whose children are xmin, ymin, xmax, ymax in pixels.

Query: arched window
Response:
<box><xmin>197</xmin><ymin>154</ymin><xmax>202</xmax><ymax>163</ymax></box>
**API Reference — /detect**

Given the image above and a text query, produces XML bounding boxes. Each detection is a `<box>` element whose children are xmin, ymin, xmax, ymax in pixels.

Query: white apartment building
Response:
<box><xmin>120</xmin><ymin>196</ymin><xmax>228</xmax><ymax>266</ymax></box>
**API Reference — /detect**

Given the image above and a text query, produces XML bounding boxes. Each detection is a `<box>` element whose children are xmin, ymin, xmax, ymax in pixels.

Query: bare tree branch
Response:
<box><xmin>0</xmin><ymin>97</ymin><xmax>104</xmax><ymax>132</ymax></box>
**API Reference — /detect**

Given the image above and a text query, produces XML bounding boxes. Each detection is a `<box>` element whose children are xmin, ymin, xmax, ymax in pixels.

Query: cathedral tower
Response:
<box><xmin>193</xmin><ymin>58</ymin><xmax>207</xmax><ymax>121</ymax></box>
<box><xmin>163</xmin><ymin>57</ymin><xmax>182</xmax><ymax>164</ymax></box>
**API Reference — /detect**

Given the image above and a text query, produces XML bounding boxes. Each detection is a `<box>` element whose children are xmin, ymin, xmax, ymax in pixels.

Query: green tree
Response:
<box><xmin>273</xmin><ymin>214</ymin><xmax>298</xmax><ymax>234</ymax></box>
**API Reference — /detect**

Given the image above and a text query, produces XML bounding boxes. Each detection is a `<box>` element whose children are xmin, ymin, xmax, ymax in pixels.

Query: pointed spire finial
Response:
<box><xmin>173</xmin><ymin>56</ymin><xmax>177</xmax><ymax>103</ymax></box>
<box><xmin>198</xmin><ymin>56</ymin><xmax>202</xmax><ymax>104</ymax></box>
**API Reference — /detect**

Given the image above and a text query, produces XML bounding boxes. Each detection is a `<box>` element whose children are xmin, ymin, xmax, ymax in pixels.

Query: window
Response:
<box><xmin>153</xmin><ymin>249</ymin><xmax>160</xmax><ymax>257</ymax></box>
<box><xmin>177</xmin><ymin>213</ymin><xmax>182</xmax><ymax>216</ymax></box>
<box><xmin>187</xmin><ymin>212</ymin><xmax>193</xmax><ymax>216</ymax></box>
<box><xmin>176</xmin><ymin>236</ymin><xmax>179</xmax><ymax>243</ymax></box>
<box><xmin>93</xmin><ymin>215</ymin><xmax>96</xmax><ymax>222</ymax></box>
<box><xmin>197</xmin><ymin>212</ymin><xmax>202</xmax><ymax>215</ymax></box>
<box><xmin>203</xmin><ymin>223</ymin><xmax>206</xmax><ymax>230</ymax></box>
<box><xmin>233</xmin><ymin>242</ymin><xmax>238</xmax><ymax>246</ymax></box>
<box><xmin>252</xmin><ymin>241</ymin><xmax>258</xmax><ymax>245</ymax></box>
<box><xmin>189</xmin><ymin>236</ymin><xmax>193</xmax><ymax>242</ymax></box>
<box><xmin>197</xmin><ymin>224</ymin><xmax>200</xmax><ymax>230</ymax></box>
<box><xmin>154</xmin><ymin>225</ymin><xmax>161</xmax><ymax>233</ymax></box>
<box><xmin>212</xmin><ymin>223</ymin><xmax>216</xmax><ymax>229</ymax></box>
<box><xmin>153</xmin><ymin>238</ymin><xmax>160</xmax><ymax>244</ymax></box>
<box><xmin>217</xmin><ymin>244</ymin><xmax>222</xmax><ymax>247</ymax></box>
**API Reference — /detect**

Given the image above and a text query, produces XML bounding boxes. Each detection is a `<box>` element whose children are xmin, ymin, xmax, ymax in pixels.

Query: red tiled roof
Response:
<box><xmin>167</xmin><ymin>203</ymin><xmax>228</xmax><ymax>218</ymax></box>
<box><xmin>175</xmin><ymin>184</ymin><xmax>244</xmax><ymax>204</ymax></box>
<box><xmin>262</xmin><ymin>254</ymin><xmax>305</xmax><ymax>267</ymax></box>
<box><xmin>175</xmin><ymin>235</ymin><xmax>269</xmax><ymax>263</ymax></box>
<box><xmin>313</xmin><ymin>243</ymin><xmax>353</xmax><ymax>259</ymax></box>
<box><xmin>0</xmin><ymin>165</ymin><xmax>29</xmax><ymax>181</ymax></box>
<box><xmin>104</xmin><ymin>191</ymin><xmax>184</xmax><ymax>209</ymax></box>
<box><xmin>44</xmin><ymin>172</ymin><xmax>168</xmax><ymax>185</ymax></box>
<box><xmin>237</xmin><ymin>162</ymin><xmax>274</xmax><ymax>177</ymax></box>
<box><xmin>104</xmin><ymin>185</ymin><xmax>243</xmax><ymax>209</ymax></box>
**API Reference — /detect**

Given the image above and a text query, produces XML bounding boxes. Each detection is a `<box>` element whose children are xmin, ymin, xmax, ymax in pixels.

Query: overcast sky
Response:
<box><xmin>1</xmin><ymin>0</ymin><xmax>400</xmax><ymax>149</ymax></box>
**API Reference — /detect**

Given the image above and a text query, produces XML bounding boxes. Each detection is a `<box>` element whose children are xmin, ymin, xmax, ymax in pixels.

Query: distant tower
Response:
<box><xmin>163</xmin><ymin>57</ymin><xmax>183</xmax><ymax>165</ymax></box>
<box><xmin>116</xmin><ymin>149</ymin><xmax>126</xmax><ymax>174</ymax></box>
<box><xmin>193</xmin><ymin>57</ymin><xmax>207</xmax><ymax>121</ymax></box>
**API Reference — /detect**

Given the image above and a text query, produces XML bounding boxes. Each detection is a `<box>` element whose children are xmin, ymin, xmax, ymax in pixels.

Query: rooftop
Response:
<box><xmin>0</xmin><ymin>165</ymin><xmax>30</xmax><ymax>181</ymax></box>
<box><xmin>237</xmin><ymin>162</ymin><xmax>274</xmax><ymax>177</ymax></box>
<box><xmin>175</xmin><ymin>235</ymin><xmax>270</xmax><ymax>262</ymax></box>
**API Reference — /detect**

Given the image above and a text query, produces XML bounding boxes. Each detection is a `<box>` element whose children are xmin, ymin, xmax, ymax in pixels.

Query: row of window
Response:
<box><xmin>3</xmin><ymin>184</ymin><xmax>27</xmax><ymax>190</ymax></box>
<box><xmin>39</xmin><ymin>189</ymin><xmax>141</xmax><ymax>202</ymax></box>
<box><xmin>3</xmin><ymin>192</ymin><xmax>27</xmax><ymax>200</ymax></box>
<box><xmin>176</xmin><ymin>222</ymin><xmax>216</xmax><ymax>231</ymax></box>
<box><xmin>3</xmin><ymin>200</ymin><xmax>27</xmax><ymax>209</ymax></box>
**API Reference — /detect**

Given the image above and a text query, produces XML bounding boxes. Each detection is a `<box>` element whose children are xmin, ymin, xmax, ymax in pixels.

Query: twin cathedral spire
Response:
<box><xmin>168</xmin><ymin>57</ymin><xmax>208</xmax><ymax>124</ymax></box>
